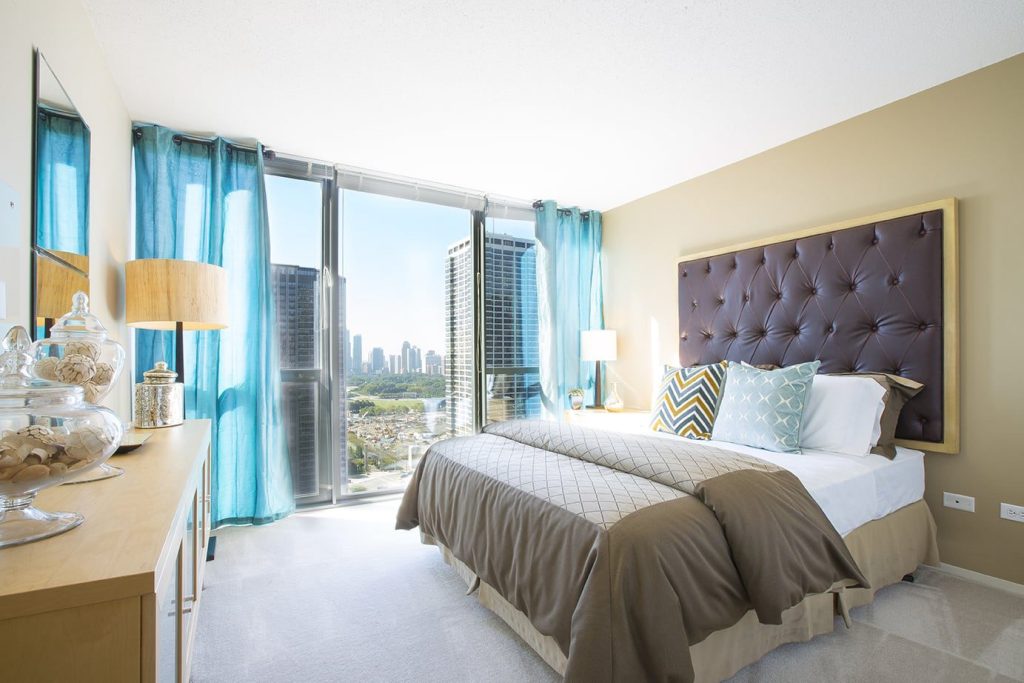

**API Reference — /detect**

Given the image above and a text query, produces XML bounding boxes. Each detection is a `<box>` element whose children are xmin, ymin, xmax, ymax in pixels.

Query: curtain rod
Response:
<box><xmin>38</xmin><ymin>104</ymin><xmax>84</xmax><ymax>124</ymax></box>
<box><xmin>132</xmin><ymin>126</ymin><xmax>264</xmax><ymax>155</ymax></box>
<box><xmin>532</xmin><ymin>200</ymin><xmax>593</xmax><ymax>217</ymax></box>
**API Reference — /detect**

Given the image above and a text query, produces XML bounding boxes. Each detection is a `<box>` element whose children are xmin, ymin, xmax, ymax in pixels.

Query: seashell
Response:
<box><xmin>68</xmin><ymin>459</ymin><xmax>93</xmax><ymax>471</ymax></box>
<box><xmin>12</xmin><ymin>464</ymin><xmax>50</xmax><ymax>482</ymax></box>
<box><xmin>0</xmin><ymin>464</ymin><xmax>26</xmax><ymax>481</ymax></box>
<box><xmin>16</xmin><ymin>425</ymin><xmax>54</xmax><ymax>441</ymax></box>
<box><xmin>56</xmin><ymin>353</ymin><xmax>96</xmax><ymax>385</ymax></box>
<box><xmin>83</xmin><ymin>383</ymin><xmax>103</xmax><ymax>404</ymax></box>
<box><xmin>48</xmin><ymin>462</ymin><xmax>68</xmax><ymax>476</ymax></box>
<box><xmin>64</xmin><ymin>424</ymin><xmax>114</xmax><ymax>460</ymax></box>
<box><xmin>34</xmin><ymin>356</ymin><xmax>60</xmax><ymax>381</ymax></box>
<box><xmin>0</xmin><ymin>453</ymin><xmax>19</xmax><ymax>468</ymax></box>
<box><xmin>15</xmin><ymin>442</ymin><xmax>34</xmax><ymax>461</ymax></box>
<box><xmin>24</xmin><ymin>448</ymin><xmax>50</xmax><ymax>466</ymax></box>
<box><xmin>92</xmin><ymin>362</ymin><xmax>115</xmax><ymax>387</ymax></box>
<box><xmin>66</xmin><ymin>340</ymin><xmax>101</xmax><ymax>361</ymax></box>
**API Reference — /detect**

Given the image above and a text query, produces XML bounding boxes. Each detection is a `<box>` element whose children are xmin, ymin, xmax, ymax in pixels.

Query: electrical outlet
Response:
<box><xmin>1000</xmin><ymin>503</ymin><xmax>1024</xmax><ymax>523</ymax></box>
<box><xmin>943</xmin><ymin>492</ymin><xmax>975</xmax><ymax>512</ymax></box>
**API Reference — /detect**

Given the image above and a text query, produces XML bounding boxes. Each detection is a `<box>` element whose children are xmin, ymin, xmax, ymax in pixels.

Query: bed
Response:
<box><xmin>397</xmin><ymin>200</ymin><xmax>957</xmax><ymax>681</ymax></box>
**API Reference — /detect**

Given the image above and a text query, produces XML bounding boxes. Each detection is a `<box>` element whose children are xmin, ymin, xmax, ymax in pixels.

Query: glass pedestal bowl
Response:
<box><xmin>0</xmin><ymin>327</ymin><xmax>123</xmax><ymax>548</ymax></box>
<box><xmin>31</xmin><ymin>291</ymin><xmax>127</xmax><ymax>482</ymax></box>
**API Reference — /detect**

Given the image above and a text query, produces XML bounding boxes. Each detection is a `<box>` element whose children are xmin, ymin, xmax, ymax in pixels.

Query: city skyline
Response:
<box><xmin>267</xmin><ymin>179</ymin><xmax>468</xmax><ymax>354</ymax></box>
<box><xmin>347</xmin><ymin>332</ymin><xmax>443</xmax><ymax>375</ymax></box>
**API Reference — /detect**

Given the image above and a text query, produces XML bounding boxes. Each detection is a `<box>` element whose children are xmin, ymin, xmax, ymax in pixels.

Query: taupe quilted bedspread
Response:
<box><xmin>397</xmin><ymin>421</ymin><xmax>866</xmax><ymax>682</ymax></box>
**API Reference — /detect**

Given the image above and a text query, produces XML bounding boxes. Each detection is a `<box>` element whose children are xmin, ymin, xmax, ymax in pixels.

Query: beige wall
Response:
<box><xmin>0</xmin><ymin>0</ymin><xmax>132</xmax><ymax>419</ymax></box>
<box><xmin>603</xmin><ymin>54</ymin><xmax>1024</xmax><ymax>583</ymax></box>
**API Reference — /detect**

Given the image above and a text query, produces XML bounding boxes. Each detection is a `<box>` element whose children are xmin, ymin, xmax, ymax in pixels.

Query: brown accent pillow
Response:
<box><xmin>829</xmin><ymin>372</ymin><xmax>924</xmax><ymax>459</ymax></box>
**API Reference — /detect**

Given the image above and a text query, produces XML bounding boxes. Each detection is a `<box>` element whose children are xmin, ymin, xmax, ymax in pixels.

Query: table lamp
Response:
<box><xmin>125</xmin><ymin>259</ymin><xmax>228</xmax><ymax>383</ymax></box>
<box><xmin>580</xmin><ymin>329</ymin><xmax>617</xmax><ymax>409</ymax></box>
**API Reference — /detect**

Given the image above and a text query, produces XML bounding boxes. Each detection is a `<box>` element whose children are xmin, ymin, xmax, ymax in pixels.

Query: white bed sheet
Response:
<box><xmin>578</xmin><ymin>412</ymin><xmax>924</xmax><ymax>536</ymax></box>
<box><xmin>686</xmin><ymin>439</ymin><xmax>925</xmax><ymax>536</ymax></box>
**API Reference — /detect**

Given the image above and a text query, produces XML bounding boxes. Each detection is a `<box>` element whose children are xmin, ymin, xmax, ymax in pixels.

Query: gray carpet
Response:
<box><xmin>192</xmin><ymin>499</ymin><xmax>1023</xmax><ymax>682</ymax></box>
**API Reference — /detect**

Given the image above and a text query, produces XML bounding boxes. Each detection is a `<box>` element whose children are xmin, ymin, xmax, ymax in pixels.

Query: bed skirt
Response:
<box><xmin>420</xmin><ymin>498</ymin><xmax>939</xmax><ymax>682</ymax></box>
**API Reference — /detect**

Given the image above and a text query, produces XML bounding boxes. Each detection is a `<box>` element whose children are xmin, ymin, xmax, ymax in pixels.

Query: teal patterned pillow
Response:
<box><xmin>711</xmin><ymin>361</ymin><xmax>820</xmax><ymax>453</ymax></box>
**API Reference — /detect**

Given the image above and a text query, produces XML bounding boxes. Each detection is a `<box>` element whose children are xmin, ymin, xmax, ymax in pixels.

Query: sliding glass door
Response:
<box><xmin>338</xmin><ymin>189</ymin><xmax>472</xmax><ymax>495</ymax></box>
<box><xmin>266</xmin><ymin>157</ymin><xmax>536</xmax><ymax>505</ymax></box>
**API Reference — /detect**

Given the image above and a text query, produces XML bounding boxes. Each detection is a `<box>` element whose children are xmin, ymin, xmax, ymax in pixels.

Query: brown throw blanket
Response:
<box><xmin>396</xmin><ymin>421</ymin><xmax>867</xmax><ymax>682</ymax></box>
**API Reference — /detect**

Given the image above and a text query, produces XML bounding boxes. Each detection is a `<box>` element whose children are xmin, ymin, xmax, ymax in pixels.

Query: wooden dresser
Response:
<box><xmin>0</xmin><ymin>420</ymin><xmax>212</xmax><ymax>683</ymax></box>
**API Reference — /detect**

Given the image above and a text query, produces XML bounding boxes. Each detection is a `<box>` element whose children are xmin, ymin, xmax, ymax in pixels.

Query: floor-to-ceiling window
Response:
<box><xmin>338</xmin><ymin>188</ymin><xmax>472</xmax><ymax>495</ymax></box>
<box><xmin>266</xmin><ymin>157</ymin><xmax>536</xmax><ymax>505</ymax></box>
<box><xmin>264</xmin><ymin>171</ymin><xmax>335</xmax><ymax>505</ymax></box>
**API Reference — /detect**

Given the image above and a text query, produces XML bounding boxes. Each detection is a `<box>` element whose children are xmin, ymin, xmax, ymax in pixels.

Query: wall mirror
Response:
<box><xmin>31</xmin><ymin>49</ymin><xmax>91</xmax><ymax>338</ymax></box>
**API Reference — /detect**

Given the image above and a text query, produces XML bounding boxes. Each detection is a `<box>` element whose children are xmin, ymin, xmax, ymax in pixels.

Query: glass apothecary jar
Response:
<box><xmin>0</xmin><ymin>327</ymin><xmax>124</xmax><ymax>548</ymax></box>
<box><xmin>31</xmin><ymin>291</ymin><xmax>126</xmax><ymax>405</ymax></box>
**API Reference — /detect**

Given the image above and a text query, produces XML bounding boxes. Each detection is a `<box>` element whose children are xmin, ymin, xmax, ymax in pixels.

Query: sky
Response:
<box><xmin>266</xmin><ymin>176</ymin><xmax>532</xmax><ymax>358</ymax></box>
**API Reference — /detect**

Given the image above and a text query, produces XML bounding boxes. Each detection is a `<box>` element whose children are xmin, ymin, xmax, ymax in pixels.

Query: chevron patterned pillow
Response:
<box><xmin>649</xmin><ymin>361</ymin><xmax>728</xmax><ymax>439</ymax></box>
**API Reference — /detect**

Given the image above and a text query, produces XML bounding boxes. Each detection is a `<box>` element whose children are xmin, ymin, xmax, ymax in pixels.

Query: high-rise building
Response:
<box><xmin>336</xmin><ymin>275</ymin><xmax>348</xmax><ymax>493</ymax></box>
<box><xmin>342</xmin><ymin>328</ymin><xmax>350</xmax><ymax>379</ymax></box>
<box><xmin>445</xmin><ymin>234</ymin><xmax>540</xmax><ymax>434</ymax></box>
<box><xmin>425</xmin><ymin>350</ymin><xmax>442</xmax><ymax>375</ymax></box>
<box><xmin>271</xmin><ymin>264</ymin><xmax>321</xmax><ymax>498</ymax></box>
<box><xmin>445</xmin><ymin>240</ymin><xmax>475</xmax><ymax>434</ymax></box>
<box><xmin>389</xmin><ymin>354</ymin><xmax>399</xmax><ymax>374</ymax></box>
<box><xmin>272</xmin><ymin>264</ymin><xmax>319</xmax><ymax>368</ymax></box>
<box><xmin>351</xmin><ymin>334</ymin><xmax>363</xmax><ymax>374</ymax></box>
<box><xmin>400</xmin><ymin>341</ymin><xmax>411</xmax><ymax>374</ymax></box>
<box><xmin>370</xmin><ymin>346</ymin><xmax>386</xmax><ymax>374</ymax></box>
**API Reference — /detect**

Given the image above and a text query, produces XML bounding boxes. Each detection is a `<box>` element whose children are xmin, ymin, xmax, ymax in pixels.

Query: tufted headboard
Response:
<box><xmin>677</xmin><ymin>199</ymin><xmax>959</xmax><ymax>453</ymax></box>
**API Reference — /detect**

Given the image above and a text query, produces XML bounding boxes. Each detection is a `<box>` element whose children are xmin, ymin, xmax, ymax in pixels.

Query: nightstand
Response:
<box><xmin>563</xmin><ymin>407</ymin><xmax>650</xmax><ymax>434</ymax></box>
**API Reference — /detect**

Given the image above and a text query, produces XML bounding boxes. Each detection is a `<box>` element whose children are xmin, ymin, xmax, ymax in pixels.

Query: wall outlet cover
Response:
<box><xmin>943</xmin><ymin>491</ymin><xmax>975</xmax><ymax>512</ymax></box>
<box><xmin>1000</xmin><ymin>503</ymin><xmax>1024</xmax><ymax>523</ymax></box>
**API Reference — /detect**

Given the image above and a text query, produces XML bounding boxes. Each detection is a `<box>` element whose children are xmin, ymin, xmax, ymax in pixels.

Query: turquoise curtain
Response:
<box><xmin>133</xmin><ymin>124</ymin><xmax>294</xmax><ymax>526</ymax></box>
<box><xmin>535</xmin><ymin>200</ymin><xmax>604</xmax><ymax>416</ymax></box>
<box><xmin>35</xmin><ymin>106</ymin><xmax>90</xmax><ymax>254</ymax></box>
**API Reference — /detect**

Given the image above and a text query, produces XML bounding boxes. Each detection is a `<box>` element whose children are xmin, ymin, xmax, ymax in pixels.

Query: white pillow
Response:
<box><xmin>869</xmin><ymin>396</ymin><xmax>885</xmax><ymax>447</ymax></box>
<box><xmin>800</xmin><ymin>374</ymin><xmax>886</xmax><ymax>456</ymax></box>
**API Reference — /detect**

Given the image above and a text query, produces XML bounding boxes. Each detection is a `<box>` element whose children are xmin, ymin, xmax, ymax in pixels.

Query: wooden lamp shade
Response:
<box><xmin>125</xmin><ymin>259</ymin><xmax>228</xmax><ymax>381</ymax></box>
<box><xmin>125</xmin><ymin>259</ymin><xmax>228</xmax><ymax>331</ymax></box>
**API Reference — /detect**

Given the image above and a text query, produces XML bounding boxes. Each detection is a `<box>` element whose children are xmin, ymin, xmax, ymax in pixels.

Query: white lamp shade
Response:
<box><xmin>581</xmin><ymin>329</ymin><xmax>617</xmax><ymax>362</ymax></box>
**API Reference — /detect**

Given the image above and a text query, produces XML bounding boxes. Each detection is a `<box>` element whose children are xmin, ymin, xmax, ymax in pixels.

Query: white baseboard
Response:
<box><xmin>933</xmin><ymin>563</ymin><xmax>1024</xmax><ymax>597</ymax></box>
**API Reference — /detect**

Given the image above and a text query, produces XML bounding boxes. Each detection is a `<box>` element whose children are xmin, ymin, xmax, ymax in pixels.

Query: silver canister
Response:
<box><xmin>133</xmin><ymin>361</ymin><xmax>184</xmax><ymax>428</ymax></box>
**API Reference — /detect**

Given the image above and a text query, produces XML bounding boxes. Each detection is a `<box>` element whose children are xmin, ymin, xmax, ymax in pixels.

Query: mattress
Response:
<box><xmin>583</xmin><ymin>412</ymin><xmax>925</xmax><ymax>536</ymax></box>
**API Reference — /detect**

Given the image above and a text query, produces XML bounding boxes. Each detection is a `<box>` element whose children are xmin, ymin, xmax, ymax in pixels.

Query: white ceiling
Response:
<box><xmin>82</xmin><ymin>0</ymin><xmax>1024</xmax><ymax>210</ymax></box>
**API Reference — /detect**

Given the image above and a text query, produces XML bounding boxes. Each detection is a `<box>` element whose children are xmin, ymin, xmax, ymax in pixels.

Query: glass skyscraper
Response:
<box><xmin>445</xmin><ymin>233</ymin><xmax>541</xmax><ymax>434</ymax></box>
<box><xmin>271</xmin><ymin>264</ymin><xmax>321</xmax><ymax>498</ymax></box>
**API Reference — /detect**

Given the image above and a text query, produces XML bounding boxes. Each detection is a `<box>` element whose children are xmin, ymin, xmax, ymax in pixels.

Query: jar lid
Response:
<box><xmin>143</xmin><ymin>361</ymin><xmax>178</xmax><ymax>384</ymax></box>
<box><xmin>0</xmin><ymin>326</ymin><xmax>84</xmax><ymax>401</ymax></box>
<box><xmin>48</xmin><ymin>291</ymin><xmax>110</xmax><ymax>342</ymax></box>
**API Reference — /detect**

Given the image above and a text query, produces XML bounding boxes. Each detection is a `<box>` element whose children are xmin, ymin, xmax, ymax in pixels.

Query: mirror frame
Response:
<box><xmin>31</xmin><ymin>49</ymin><xmax>91</xmax><ymax>340</ymax></box>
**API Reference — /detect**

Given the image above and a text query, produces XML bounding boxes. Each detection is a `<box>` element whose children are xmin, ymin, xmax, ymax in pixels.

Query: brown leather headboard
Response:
<box><xmin>677</xmin><ymin>199</ymin><xmax>959</xmax><ymax>453</ymax></box>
